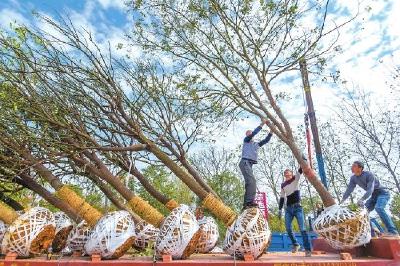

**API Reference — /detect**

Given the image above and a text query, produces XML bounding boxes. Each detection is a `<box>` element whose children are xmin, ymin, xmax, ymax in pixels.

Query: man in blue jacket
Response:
<box><xmin>239</xmin><ymin>119</ymin><xmax>272</xmax><ymax>210</ymax></box>
<box><xmin>340</xmin><ymin>161</ymin><xmax>399</xmax><ymax>236</ymax></box>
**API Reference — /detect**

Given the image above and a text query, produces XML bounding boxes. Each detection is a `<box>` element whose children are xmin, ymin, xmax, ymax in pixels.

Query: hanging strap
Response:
<box><xmin>304</xmin><ymin>113</ymin><xmax>313</xmax><ymax>168</ymax></box>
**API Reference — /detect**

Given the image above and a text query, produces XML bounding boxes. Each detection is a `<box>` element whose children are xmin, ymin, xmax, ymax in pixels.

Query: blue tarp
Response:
<box><xmin>267</xmin><ymin>232</ymin><xmax>318</xmax><ymax>252</ymax></box>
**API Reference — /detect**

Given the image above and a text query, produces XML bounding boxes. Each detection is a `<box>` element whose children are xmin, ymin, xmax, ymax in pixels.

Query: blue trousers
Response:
<box><xmin>285</xmin><ymin>204</ymin><xmax>311</xmax><ymax>251</ymax></box>
<box><xmin>365</xmin><ymin>190</ymin><xmax>398</xmax><ymax>235</ymax></box>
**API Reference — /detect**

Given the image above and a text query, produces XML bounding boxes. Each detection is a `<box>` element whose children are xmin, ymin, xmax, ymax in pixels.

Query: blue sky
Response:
<box><xmin>0</xmin><ymin>0</ymin><xmax>399</xmax><ymax>149</ymax></box>
<box><xmin>0</xmin><ymin>0</ymin><xmax>129</xmax><ymax>28</ymax></box>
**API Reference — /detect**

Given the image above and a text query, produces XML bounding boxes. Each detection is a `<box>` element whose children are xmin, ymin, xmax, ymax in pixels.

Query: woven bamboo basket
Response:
<box><xmin>61</xmin><ymin>246</ymin><xmax>73</xmax><ymax>255</ymax></box>
<box><xmin>133</xmin><ymin>221</ymin><xmax>159</xmax><ymax>250</ymax></box>
<box><xmin>195</xmin><ymin>216</ymin><xmax>219</xmax><ymax>253</ymax></box>
<box><xmin>67</xmin><ymin>221</ymin><xmax>91</xmax><ymax>253</ymax></box>
<box><xmin>313</xmin><ymin>204</ymin><xmax>371</xmax><ymax>249</ymax></box>
<box><xmin>223</xmin><ymin>207</ymin><xmax>271</xmax><ymax>259</ymax></box>
<box><xmin>155</xmin><ymin>204</ymin><xmax>200</xmax><ymax>259</ymax></box>
<box><xmin>1</xmin><ymin>207</ymin><xmax>56</xmax><ymax>257</ymax></box>
<box><xmin>51</xmin><ymin>212</ymin><xmax>74</xmax><ymax>253</ymax></box>
<box><xmin>0</xmin><ymin>220</ymin><xmax>7</xmax><ymax>254</ymax></box>
<box><xmin>85</xmin><ymin>211</ymin><xmax>136</xmax><ymax>259</ymax></box>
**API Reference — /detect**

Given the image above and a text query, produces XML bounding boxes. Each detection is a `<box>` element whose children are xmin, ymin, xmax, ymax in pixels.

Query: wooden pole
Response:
<box><xmin>299</xmin><ymin>58</ymin><xmax>328</xmax><ymax>188</ymax></box>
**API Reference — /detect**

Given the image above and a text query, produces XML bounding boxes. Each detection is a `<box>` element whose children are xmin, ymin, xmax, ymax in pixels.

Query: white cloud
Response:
<box><xmin>93</xmin><ymin>0</ymin><xmax>126</xmax><ymax>10</ymax></box>
<box><xmin>0</xmin><ymin>8</ymin><xmax>30</xmax><ymax>28</ymax></box>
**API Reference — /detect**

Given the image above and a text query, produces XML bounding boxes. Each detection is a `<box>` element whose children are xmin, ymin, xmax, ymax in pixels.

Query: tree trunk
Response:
<box><xmin>0</xmin><ymin>200</ymin><xmax>18</xmax><ymax>224</ymax></box>
<box><xmin>117</xmin><ymin>158</ymin><xmax>171</xmax><ymax>205</ymax></box>
<box><xmin>138</xmin><ymin>136</ymin><xmax>237</xmax><ymax>226</ymax></box>
<box><xmin>159</xmin><ymin>138</ymin><xmax>217</xmax><ymax>196</ymax></box>
<box><xmin>116</xmin><ymin>105</ymin><xmax>209</xmax><ymax>199</ymax></box>
<box><xmin>180</xmin><ymin>157</ymin><xmax>219</xmax><ymax>197</ymax></box>
<box><xmin>19</xmin><ymin>149</ymin><xmax>102</xmax><ymax>226</ymax></box>
<box><xmin>71</xmin><ymin>152</ymin><xmax>165</xmax><ymax>227</ymax></box>
<box><xmin>84</xmin><ymin>172</ymin><xmax>129</xmax><ymax>212</ymax></box>
<box><xmin>0</xmin><ymin>191</ymin><xmax>24</xmax><ymax>211</ymax></box>
<box><xmin>20</xmin><ymin>150</ymin><xmax>64</xmax><ymax>190</ymax></box>
<box><xmin>286</xmin><ymin>140</ymin><xmax>336</xmax><ymax>207</ymax></box>
<box><xmin>71</xmin><ymin>153</ymin><xmax>136</xmax><ymax>201</ymax></box>
<box><xmin>145</xmin><ymin>141</ymin><xmax>208</xmax><ymax>199</ymax></box>
<box><xmin>16</xmin><ymin>173</ymin><xmax>81</xmax><ymax>222</ymax></box>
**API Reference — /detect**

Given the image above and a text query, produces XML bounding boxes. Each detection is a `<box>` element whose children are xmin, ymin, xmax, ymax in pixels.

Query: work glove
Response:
<box><xmin>357</xmin><ymin>199</ymin><xmax>365</xmax><ymax>208</ymax></box>
<box><xmin>278</xmin><ymin>210</ymin><xmax>283</xmax><ymax>220</ymax></box>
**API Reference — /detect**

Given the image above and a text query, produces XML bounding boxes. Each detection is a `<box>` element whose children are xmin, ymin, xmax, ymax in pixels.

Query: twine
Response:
<box><xmin>66</xmin><ymin>221</ymin><xmax>91</xmax><ymax>252</ymax></box>
<box><xmin>128</xmin><ymin>196</ymin><xmax>164</xmax><ymax>227</ymax></box>
<box><xmin>196</xmin><ymin>216</ymin><xmax>219</xmax><ymax>253</ymax></box>
<box><xmin>0</xmin><ymin>220</ymin><xmax>7</xmax><ymax>244</ymax></box>
<box><xmin>155</xmin><ymin>204</ymin><xmax>199</xmax><ymax>259</ymax></box>
<box><xmin>202</xmin><ymin>193</ymin><xmax>237</xmax><ymax>226</ymax></box>
<box><xmin>56</xmin><ymin>186</ymin><xmax>102</xmax><ymax>227</ymax></box>
<box><xmin>84</xmin><ymin>211</ymin><xmax>136</xmax><ymax>259</ymax></box>
<box><xmin>0</xmin><ymin>201</ymin><xmax>19</xmax><ymax>224</ymax></box>
<box><xmin>313</xmin><ymin>204</ymin><xmax>371</xmax><ymax>249</ymax></box>
<box><xmin>165</xmin><ymin>199</ymin><xmax>179</xmax><ymax>211</ymax></box>
<box><xmin>223</xmin><ymin>207</ymin><xmax>271</xmax><ymax>259</ymax></box>
<box><xmin>134</xmin><ymin>221</ymin><xmax>159</xmax><ymax>250</ymax></box>
<box><xmin>2</xmin><ymin>207</ymin><xmax>56</xmax><ymax>257</ymax></box>
<box><xmin>52</xmin><ymin>212</ymin><xmax>74</xmax><ymax>252</ymax></box>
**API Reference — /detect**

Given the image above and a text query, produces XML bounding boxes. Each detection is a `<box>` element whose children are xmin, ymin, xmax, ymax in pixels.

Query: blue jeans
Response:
<box><xmin>285</xmin><ymin>204</ymin><xmax>311</xmax><ymax>251</ymax></box>
<box><xmin>365</xmin><ymin>190</ymin><xmax>398</xmax><ymax>235</ymax></box>
<box><xmin>370</xmin><ymin>217</ymin><xmax>384</xmax><ymax>236</ymax></box>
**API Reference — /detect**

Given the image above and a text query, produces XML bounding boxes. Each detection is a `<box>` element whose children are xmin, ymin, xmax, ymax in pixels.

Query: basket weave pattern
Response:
<box><xmin>52</xmin><ymin>212</ymin><xmax>74</xmax><ymax>253</ymax></box>
<box><xmin>313</xmin><ymin>204</ymin><xmax>371</xmax><ymax>249</ymax></box>
<box><xmin>195</xmin><ymin>216</ymin><xmax>219</xmax><ymax>253</ymax></box>
<box><xmin>1</xmin><ymin>207</ymin><xmax>56</xmax><ymax>257</ymax></box>
<box><xmin>133</xmin><ymin>221</ymin><xmax>159</xmax><ymax>250</ymax></box>
<box><xmin>223</xmin><ymin>208</ymin><xmax>271</xmax><ymax>259</ymax></box>
<box><xmin>85</xmin><ymin>211</ymin><xmax>136</xmax><ymax>259</ymax></box>
<box><xmin>155</xmin><ymin>204</ymin><xmax>199</xmax><ymax>259</ymax></box>
<box><xmin>67</xmin><ymin>221</ymin><xmax>91</xmax><ymax>253</ymax></box>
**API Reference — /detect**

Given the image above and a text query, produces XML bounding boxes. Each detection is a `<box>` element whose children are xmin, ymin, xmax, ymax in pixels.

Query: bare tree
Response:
<box><xmin>0</xmin><ymin>16</ymin><xmax>237</xmax><ymax>227</ymax></box>
<box><xmin>318</xmin><ymin>121</ymin><xmax>355</xmax><ymax>202</ymax></box>
<box><xmin>337</xmin><ymin>89</ymin><xmax>400</xmax><ymax>193</ymax></box>
<box><xmin>129</xmin><ymin>0</ymin><xmax>358</xmax><ymax>207</ymax></box>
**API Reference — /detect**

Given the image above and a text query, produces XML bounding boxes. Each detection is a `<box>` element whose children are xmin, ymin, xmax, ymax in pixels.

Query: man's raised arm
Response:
<box><xmin>244</xmin><ymin>120</ymin><xmax>266</xmax><ymax>142</ymax></box>
<box><xmin>258</xmin><ymin>132</ymin><xmax>273</xmax><ymax>147</ymax></box>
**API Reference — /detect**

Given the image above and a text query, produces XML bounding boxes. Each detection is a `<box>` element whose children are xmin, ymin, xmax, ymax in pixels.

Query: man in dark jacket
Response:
<box><xmin>239</xmin><ymin>119</ymin><xmax>272</xmax><ymax>209</ymax></box>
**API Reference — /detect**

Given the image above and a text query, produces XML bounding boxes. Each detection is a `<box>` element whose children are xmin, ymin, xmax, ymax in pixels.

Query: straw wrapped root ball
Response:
<box><xmin>51</xmin><ymin>212</ymin><xmax>74</xmax><ymax>253</ymax></box>
<box><xmin>133</xmin><ymin>221</ymin><xmax>159</xmax><ymax>250</ymax></box>
<box><xmin>1</xmin><ymin>207</ymin><xmax>56</xmax><ymax>257</ymax></box>
<box><xmin>195</xmin><ymin>216</ymin><xmax>219</xmax><ymax>253</ymax></box>
<box><xmin>313</xmin><ymin>204</ymin><xmax>371</xmax><ymax>249</ymax></box>
<box><xmin>0</xmin><ymin>220</ymin><xmax>7</xmax><ymax>251</ymax></box>
<box><xmin>67</xmin><ymin>221</ymin><xmax>91</xmax><ymax>253</ymax></box>
<box><xmin>85</xmin><ymin>211</ymin><xmax>136</xmax><ymax>259</ymax></box>
<box><xmin>223</xmin><ymin>207</ymin><xmax>271</xmax><ymax>259</ymax></box>
<box><xmin>155</xmin><ymin>204</ymin><xmax>200</xmax><ymax>260</ymax></box>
